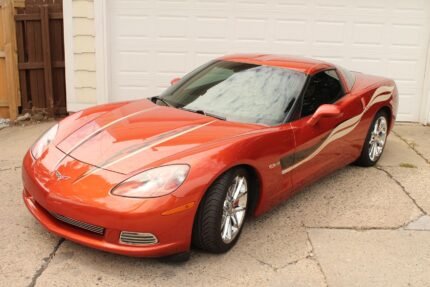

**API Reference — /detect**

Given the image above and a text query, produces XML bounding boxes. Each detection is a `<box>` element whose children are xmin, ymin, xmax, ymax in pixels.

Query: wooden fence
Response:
<box><xmin>15</xmin><ymin>0</ymin><xmax>66</xmax><ymax>116</ymax></box>
<box><xmin>0</xmin><ymin>0</ymin><xmax>21</xmax><ymax>119</ymax></box>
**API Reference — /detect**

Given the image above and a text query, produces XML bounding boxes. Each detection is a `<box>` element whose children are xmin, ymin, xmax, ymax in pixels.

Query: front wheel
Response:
<box><xmin>192</xmin><ymin>168</ymin><xmax>249</xmax><ymax>253</ymax></box>
<box><xmin>355</xmin><ymin>110</ymin><xmax>389</xmax><ymax>166</ymax></box>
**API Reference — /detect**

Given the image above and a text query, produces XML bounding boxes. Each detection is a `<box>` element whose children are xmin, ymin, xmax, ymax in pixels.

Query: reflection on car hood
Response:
<box><xmin>57</xmin><ymin>100</ymin><xmax>260</xmax><ymax>174</ymax></box>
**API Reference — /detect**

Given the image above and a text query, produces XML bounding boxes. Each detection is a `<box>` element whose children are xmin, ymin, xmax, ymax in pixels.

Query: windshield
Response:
<box><xmin>160</xmin><ymin>60</ymin><xmax>307</xmax><ymax>126</ymax></box>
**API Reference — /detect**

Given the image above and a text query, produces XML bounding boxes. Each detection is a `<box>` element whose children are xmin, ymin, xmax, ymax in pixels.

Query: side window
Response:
<box><xmin>338</xmin><ymin>66</ymin><xmax>356</xmax><ymax>90</ymax></box>
<box><xmin>301</xmin><ymin>70</ymin><xmax>344</xmax><ymax>117</ymax></box>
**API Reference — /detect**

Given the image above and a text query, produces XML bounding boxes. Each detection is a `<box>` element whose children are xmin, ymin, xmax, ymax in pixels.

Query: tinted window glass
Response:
<box><xmin>161</xmin><ymin>61</ymin><xmax>307</xmax><ymax>126</ymax></box>
<box><xmin>301</xmin><ymin>70</ymin><xmax>343</xmax><ymax>117</ymax></box>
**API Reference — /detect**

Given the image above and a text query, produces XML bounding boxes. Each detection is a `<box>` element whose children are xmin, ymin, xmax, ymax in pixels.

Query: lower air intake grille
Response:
<box><xmin>50</xmin><ymin>212</ymin><xmax>105</xmax><ymax>235</ymax></box>
<box><xmin>120</xmin><ymin>231</ymin><xmax>158</xmax><ymax>245</ymax></box>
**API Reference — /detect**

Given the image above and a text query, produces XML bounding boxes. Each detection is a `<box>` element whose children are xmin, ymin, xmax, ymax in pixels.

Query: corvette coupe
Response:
<box><xmin>22</xmin><ymin>54</ymin><xmax>398</xmax><ymax>261</ymax></box>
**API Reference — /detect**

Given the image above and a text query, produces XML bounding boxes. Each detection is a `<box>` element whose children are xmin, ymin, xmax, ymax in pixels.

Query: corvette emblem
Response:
<box><xmin>54</xmin><ymin>170</ymin><xmax>70</xmax><ymax>181</ymax></box>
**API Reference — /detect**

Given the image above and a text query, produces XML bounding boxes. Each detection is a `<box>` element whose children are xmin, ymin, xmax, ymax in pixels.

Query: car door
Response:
<box><xmin>285</xmin><ymin>69</ymin><xmax>361</xmax><ymax>190</ymax></box>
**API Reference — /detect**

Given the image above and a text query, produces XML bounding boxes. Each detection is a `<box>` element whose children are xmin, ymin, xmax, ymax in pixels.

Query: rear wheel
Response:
<box><xmin>355</xmin><ymin>110</ymin><xmax>389</xmax><ymax>166</ymax></box>
<box><xmin>192</xmin><ymin>168</ymin><xmax>249</xmax><ymax>253</ymax></box>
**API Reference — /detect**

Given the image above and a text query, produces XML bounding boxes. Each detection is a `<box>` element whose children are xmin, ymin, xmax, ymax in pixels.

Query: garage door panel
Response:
<box><xmin>107</xmin><ymin>0</ymin><xmax>430</xmax><ymax>121</ymax></box>
<box><xmin>154</xmin><ymin>72</ymin><xmax>178</xmax><ymax>86</ymax></box>
<box><xmin>276</xmin><ymin>0</ymin><xmax>306</xmax><ymax>7</ymax></box>
<box><xmin>230</xmin><ymin>41</ymin><xmax>269</xmax><ymax>53</ymax></box>
<box><xmin>387</xmin><ymin>46</ymin><xmax>421</xmax><ymax>61</ymax></box>
<box><xmin>349</xmin><ymin>59</ymin><xmax>384</xmax><ymax>74</ymax></box>
<box><xmin>117</xmin><ymin>38</ymin><xmax>152</xmax><ymax>52</ymax></box>
<box><xmin>274</xmin><ymin>19</ymin><xmax>307</xmax><ymax>42</ymax></box>
<box><xmin>271</xmin><ymin>42</ymin><xmax>307</xmax><ymax>56</ymax></box>
<box><xmin>397</xmin><ymin>95</ymin><xmax>419</xmax><ymax>122</ymax></box>
<box><xmin>195</xmin><ymin>17</ymin><xmax>229</xmax><ymax>40</ymax></box>
<box><xmin>113</xmin><ymin>16</ymin><xmax>151</xmax><ymax>37</ymax></box>
<box><xmin>118</xmin><ymin>72</ymin><xmax>150</xmax><ymax>87</ymax></box>
<box><xmin>150</xmin><ymin>41</ymin><xmax>192</xmax><ymax>52</ymax></box>
<box><xmin>194</xmin><ymin>40</ymin><xmax>229</xmax><ymax>52</ymax></box>
<box><xmin>396</xmin><ymin>80</ymin><xmax>418</xmax><ymax>96</ymax></box>
<box><xmin>387</xmin><ymin>60</ymin><xmax>419</xmax><ymax>80</ymax></box>
<box><xmin>348</xmin><ymin>47</ymin><xmax>385</xmax><ymax>61</ymax></box>
<box><xmin>155</xmin><ymin>16</ymin><xmax>188</xmax><ymax>39</ymax></box>
<box><xmin>394</xmin><ymin>0</ymin><xmax>427</xmax><ymax>11</ymax></box>
<box><xmin>390</xmin><ymin>25</ymin><xmax>423</xmax><ymax>47</ymax></box>
<box><xmin>234</xmin><ymin>17</ymin><xmax>267</xmax><ymax>41</ymax></box>
<box><xmin>352</xmin><ymin>23</ymin><xmax>384</xmax><ymax>45</ymax></box>
<box><xmin>355</xmin><ymin>0</ymin><xmax>385</xmax><ymax>10</ymax></box>
<box><xmin>117</xmin><ymin>87</ymin><xmax>150</xmax><ymax>101</ymax></box>
<box><xmin>155</xmin><ymin>52</ymin><xmax>188</xmax><ymax>73</ymax></box>
<box><xmin>117</xmin><ymin>52</ymin><xmax>150</xmax><ymax>72</ymax></box>
<box><xmin>309</xmin><ymin>46</ymin><xmax>346</xmax><ymax>60</ymax></box>
<box><xmin>314</xmin><ymin>20</ymin><xmax>345</xmax><ymax>44</ymax></box>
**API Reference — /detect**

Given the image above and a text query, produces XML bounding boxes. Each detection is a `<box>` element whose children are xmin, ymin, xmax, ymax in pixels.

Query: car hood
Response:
<box><xmin>56</xmin><ymin>100</ymin><xmax>261</xmax><ymax>174</ymax></box>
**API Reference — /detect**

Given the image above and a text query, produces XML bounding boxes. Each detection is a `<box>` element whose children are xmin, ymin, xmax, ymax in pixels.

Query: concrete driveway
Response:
<box><xmin>1</xmin><ymin>122</ymin><xmax>429</xmax><ymax>287</ymax></box>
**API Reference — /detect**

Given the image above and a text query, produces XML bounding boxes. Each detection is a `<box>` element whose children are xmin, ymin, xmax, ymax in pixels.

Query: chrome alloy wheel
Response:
<box><xmin>369</xmin><ymin>116</ymin><xmax>388</xmax><ymax>162</ymax></box>
<box><xmin>221</xmin><ymin>175</ymin><xmax>248</xmax><ymax>244</ymax></box>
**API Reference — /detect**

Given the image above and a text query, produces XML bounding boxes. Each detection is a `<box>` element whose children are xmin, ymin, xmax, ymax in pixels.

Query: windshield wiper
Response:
<box><xmin>181</xmin><ymin>107</ymin><xmax>226</xmax><ymax>121</ymax></box>
<box><xmin>150</xmin><ymin>96</ymin><xmax>174</xmax><ymax>107</ymax></box>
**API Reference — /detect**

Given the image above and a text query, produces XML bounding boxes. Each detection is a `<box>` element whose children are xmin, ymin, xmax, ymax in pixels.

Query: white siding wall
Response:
<box><xmin>65</xmin><ymin>0</ymin><xmax>98</xmax><ymax>111</ymax></box>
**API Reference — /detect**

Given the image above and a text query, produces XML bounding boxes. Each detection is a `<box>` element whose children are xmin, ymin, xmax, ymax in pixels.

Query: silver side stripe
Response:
<box><xmin>73</xmin><ymin>120</ymin><xmax>217</xmax><ymax>182</ymax></box>
<box><xmin>282</xmin><ymin>86</ymin><xmax>394</xmax><ymax>175</ymax></box>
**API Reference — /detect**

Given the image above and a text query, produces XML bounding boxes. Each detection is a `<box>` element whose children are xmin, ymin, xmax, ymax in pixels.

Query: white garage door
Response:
<box><xmin>107</xmin><ymin>0</ymin><xmax>430</xmax><ymax>121</ymax></box>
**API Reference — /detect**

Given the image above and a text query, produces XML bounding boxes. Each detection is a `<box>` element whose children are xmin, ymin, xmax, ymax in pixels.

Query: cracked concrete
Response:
<box><xmin>375</xmin><ymin>166</ymin><xmax>426</xmax><ymax>215</ymax></box>
<box><xmin>381</xmin><ymin>167</ymin><xmax>430</xmax><ymax>215</ymax></box>
<box><xmin>0</xmin><ymin>123</ymin><xmax>60</xmax><ymax>287</ymax></box>
<box><xmin>35</xmin><ymin>240</ymin><xmax>275</xmax><ymax>287</ymax></box>
<box><xmin>377</xmin><ymin>132</ymin><xmax>428</xmax><ymax>168</ymax></box>
<box><xmin>237</xmin><ymin>209</ymin><xmax>311</xmax><ymax>269</ymax></box>
<box><xmin>287</xmin><ymin>166</ymin><xmax>422</xmax><ymax>229</ymax></box>
<box><xmin>392</xmin><ymin>123</ymin><xmax>430</xmax><ymax>165</ymax></box>
<box><xmin>28</xmin><ymin>239</ymin><xmax>64</xmax><ymax>287</ymax></box>
<box><xmin>306</xmin><ymin>230</ymin><xmax>329</xmax><ymax>287</ymax></box>
<box><xmin>269</xmin><ymin>258</ymin><xmax>327</xmax><ymax>287</ymax></box>
<box><xmin>309</xmin><ymin>229</ymin><xmax>430</xmax><ymax>287</ymax></box>
<box><xmin>0</xmin><ymin>122</ymin><xmax>429</xmax><ymax>286</ymax></box>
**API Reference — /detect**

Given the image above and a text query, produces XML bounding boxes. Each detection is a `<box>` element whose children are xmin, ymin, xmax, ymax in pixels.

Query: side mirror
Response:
<box><xmin>170</xmin><ymin>77</ymin><xmax>181</xmax><ymax>86</ymax></box>
<box><xmin>307</xmin><ymin>104</ymin><xmax>342</xmax><ymax>126</ymax></box>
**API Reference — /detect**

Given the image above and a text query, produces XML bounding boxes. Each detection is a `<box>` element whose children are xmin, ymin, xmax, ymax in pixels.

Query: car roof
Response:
<box><xmin>219</xmin><ymin>54</ymin><xmax>334</xmax><ymax>75</ymax></box>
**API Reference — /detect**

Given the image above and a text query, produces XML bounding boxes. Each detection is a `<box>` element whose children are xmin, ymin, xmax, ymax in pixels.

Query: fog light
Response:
<box><xmin>120</xmin><ymin>231</ymin><xmax>158</xmax><ymax>245</ymax></box>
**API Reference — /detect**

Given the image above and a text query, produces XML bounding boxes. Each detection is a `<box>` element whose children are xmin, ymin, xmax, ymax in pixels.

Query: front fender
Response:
<box><xmin>169</xmin><ymin>129</ymin><xmax>292</xmax><ymax>217</ymax></box>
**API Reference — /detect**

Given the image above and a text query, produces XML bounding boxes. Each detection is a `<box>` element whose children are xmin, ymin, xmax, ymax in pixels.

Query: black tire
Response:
<box><xmin>355</xmin><ymin>110</ymin><xmax>389</xmax><ymax>167</ymax></box>
<box><xmin>192</xmin><ymin>167</ymin><xmax>249</xmax><ymax>253</ymax></box>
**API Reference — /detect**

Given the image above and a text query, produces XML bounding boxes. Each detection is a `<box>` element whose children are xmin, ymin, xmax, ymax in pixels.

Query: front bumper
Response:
<box><xmin>22</xmin><ymin>151</ymin><xmax>198</xmax><ymax>257</ymax></box>
<box><xmin>23</xmin><ymin>190</ymin><xmax>183</xmax><ymax>257</ymax></box>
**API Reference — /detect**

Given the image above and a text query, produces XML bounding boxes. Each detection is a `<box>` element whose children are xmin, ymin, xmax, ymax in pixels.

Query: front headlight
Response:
<box><xmin>31</xmin><ymin>123</ymin><xmax>59</xmax><ymax>159</ymax></box>
<box><xmin>111</xmin><ymin>165</ymin><xmax>190</xmax><ymax>198</ymax></box>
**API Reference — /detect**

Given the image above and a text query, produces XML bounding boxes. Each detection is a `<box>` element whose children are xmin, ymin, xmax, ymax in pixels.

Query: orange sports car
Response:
<box><xmin>22</xmin><ymin>54</ymin><xmax>398</xmax><ymax>261</ymax></box>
